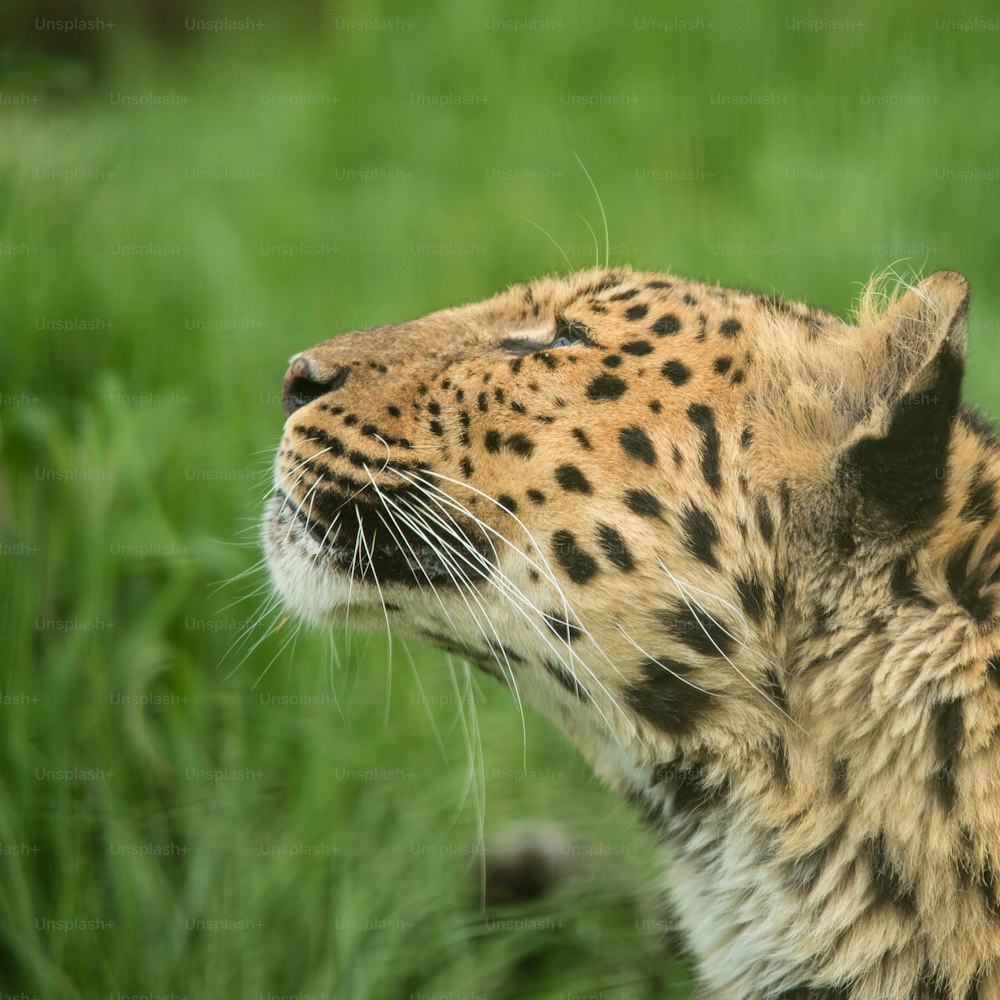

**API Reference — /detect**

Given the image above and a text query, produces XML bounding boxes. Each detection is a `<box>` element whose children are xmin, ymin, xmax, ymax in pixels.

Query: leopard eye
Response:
<box><xmin>551</xmin><ymin>314</ymin><xmax>596</xmax><ymax>348</ymax></box>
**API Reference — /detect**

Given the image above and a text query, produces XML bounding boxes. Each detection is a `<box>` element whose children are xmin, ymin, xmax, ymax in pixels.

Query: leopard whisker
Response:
<box><xmin>354</xmin><ymin>502</ymin><xmax>396</xmax><ymax>724</ymax></box>
<box><xmin>403</xmin><ymin>468</ymin><xmax>632</xmax><ymax>695</ymax></box>
<box><xmin>445</xmin><ymin>655</ymin><xmax>488</xmax><ymax>905</ymax></box>
<box><xmin>383</xmin><ymin>491</ymin><xmax>530</xmax><ymax>728</ymax></box>
<box><xmin>371</xmin><ymin>492</ymin><xmax>463</xmax><ymax>638</ymax></box>
<box><xmin>219</xmin><ymin>593</ymin><xmax>289</xmax><ymax>681</ymax></box>
<box><xmin>573</xmin><ymin>151</ymin><xmax>610</xmax><ymax>270</ymax></box>
<box><xmin>395</xmin><ymin>473</ymin><xmax>636</xmax><ymax>743</ymax></box>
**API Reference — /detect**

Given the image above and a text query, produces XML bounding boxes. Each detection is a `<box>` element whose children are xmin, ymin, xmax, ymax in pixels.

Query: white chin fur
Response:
<box><xmin>262</xmin><ymin>496</ymin><xmax>358</xmax><ymax>624</ymax></box>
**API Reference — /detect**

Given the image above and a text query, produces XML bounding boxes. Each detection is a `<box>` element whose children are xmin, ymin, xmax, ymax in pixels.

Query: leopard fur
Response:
<box><xmin>264</xmin><ymin>267</ymin><xmax>1000</xmax><ymax>999</ymax></box>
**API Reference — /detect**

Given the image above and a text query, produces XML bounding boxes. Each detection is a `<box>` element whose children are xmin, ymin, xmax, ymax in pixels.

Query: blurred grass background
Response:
<box><xmin>1</xmin><ymin>1</ymin><xmax>999</xmax><ymax>997</ymax></box>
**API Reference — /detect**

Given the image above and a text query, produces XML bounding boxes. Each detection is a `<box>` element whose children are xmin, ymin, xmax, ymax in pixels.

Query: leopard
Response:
<box><xmin>263</xmin><ymin>264</ymin><xmax>1000</xmax><ymax>999</ymax></box>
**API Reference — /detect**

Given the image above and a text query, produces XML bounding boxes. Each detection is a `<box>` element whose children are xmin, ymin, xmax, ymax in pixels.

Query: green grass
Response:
<box><xmin>2</xmin><ymin>2</ymin><xmax>1000</xmax><ymax>996</ymax></box>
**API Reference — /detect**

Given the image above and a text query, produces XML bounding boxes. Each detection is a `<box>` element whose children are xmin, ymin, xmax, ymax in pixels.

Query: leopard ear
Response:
<box><xmin>839</xmin><ymin>270</ymin><xmax>969</xmax><ymax>529</ymax></box>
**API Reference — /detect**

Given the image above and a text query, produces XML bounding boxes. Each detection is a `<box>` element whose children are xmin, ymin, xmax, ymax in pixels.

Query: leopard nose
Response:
<box><xmin>281</xmin><ymin>356</ymin><xmax>350</xmax><ymax>418</ymax></box>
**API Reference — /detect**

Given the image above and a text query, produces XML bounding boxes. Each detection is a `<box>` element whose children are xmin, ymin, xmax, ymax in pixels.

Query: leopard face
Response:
<box><xmin>263</xmin><ymin>266</ymin><xmax>1000</xmax><ymax>998</ymax></box>
<box><xmin>265</xmin><ymin>269</ymin><xmax>799</xmax><ymax>754</ymax></box>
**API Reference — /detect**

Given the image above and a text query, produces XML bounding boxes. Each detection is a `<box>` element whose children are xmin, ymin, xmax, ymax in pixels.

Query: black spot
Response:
<box><xmin>602</xmin><ymin>354</ymin><xmax>622</xmax><ymax>369</ymax></box>
<box><xmin>914</xmin><ymin>967</ymin><xmax>955</xmax><ymax>1000</ymax></box>
<box><xmin>485</xmin><ymin>430</ymin><xmax>501</xmax><ymax>453</ymax></box>
<box><xmin>772</xmin><ymin>577</ymin><xmax>787</xmax><ymax>625</ymax></box>
<box><xmin>609</xmin><ymin>287</ymin><xmax>640</xmax><ymax>301</ymax></box>
<box><xmin>832</xmin><ymin>759</ymin><xmax>849</xmax><ymax>796</ymax></box>
<box><xmin>494</xmin><ymin>387</ymin><xmax>506</xmax><ymax>404</ymax></box>
<box><xmin>961</xmin><ymin>467</ymin><xmax>997</xmax><ymax>523</ymax></box>
<box><xmin>587</xmin><ymin>374</ymin><xmax>627</xmax><ymax>401</ymax></box>
<box><xmin>555</xmin><ymin>465</ymin><xmax>592</xmax><ymax>494</ymax></box>
<box><xmin>736</xmin><ymin>575</ymin><xmax>767</xmax><ymax>622</ymax></box>
<box><xmin>543</xmin><ymin>659</ymin><xmax>590</xmax><ymax>701</ymax></box>
<box><xmin>988</xmin><ymin>654</ymin><xmax>1000</xmax><ymax>688</ymax></box>
<box><xmin>625</xmin><ymin>658</ymin><xmax>714</xmax><ymax>736</ymax></box>
<box><xmin>683</xmin><ymin>292</ymin><xmax>697</xmax><ymax>306</ymax></box>
<box><xmin>946</xmin><ymin>538</ymin><xmax>996</xmax><ymax>622</ymax></box>
<box><xmin>625</xmin><ymin>303</ymin><xmax>649</xmax><ymax>322</ymax></box>
<box><xmin>811</xmin><ymin>601</ymin><xmax>833</xmax><ymax>635</ymax></box>
<box><xmin>889</xmin><ymin>554</ymin><xmax>933</xmax><ymax>607</ymax></box>
<box><xmin>741</xmin><ymin>426</ymin><xmax>753</xmax><ymax>448</ymax></box>
<box><xmin>460</xmin><ymin>458</ymin><xmax>474</xmax><ymax>478</ymax></box>
<box><xmin>720</xmin><ymin>318</ymin><xmax>742</xmax><ymax>337</ymax></box>
<box><xmin>622</xmin><ymin>340</ymin><xmax>654</xmax><ymax>356</ymax></box>
<box><xmin>772</xmin><ymin>738</ymin><xmax>790</xmax><ymax>784</ymax></box>
<box><xmin>763</xmin><ymin>669</ymin><xmax>789</xmax><ymax>715</ymax></box>
<box><xmin>688</xmin><ymin>403</ymin><xmax>722</xmax><ymax>492</ymax></box>
<box><xmin>510</xmin><ymin>400</ymin><xmax>526</xmax><ymax>414</ymax></box>
<box><xmin>506</xmin><ymin>433</ymin><xmax>535</xmax><ymax>458</ymax></box>
<box><xmin>624</xmin><ymin>488</ymin><xmax>663</xmax><ymax>519</ymax></box>
<box><xmin>978</xmin><ymin>856</ymin><xmax>1000</xmax><ymax>920</ymax></box>
<box><xmin>596</xmin><ymin>523</ymin><xmax>634</xmax><ymax>572</ymax></box>
<box><xmin>387</xmin><ymin>405</ymin><xmax>401</xmax><ymax>418</ymax></box>
<box><xmin>496</xmin><ymin>494</ymin><xmax>518</xmax><ymax>515</ymax></box>
<box><xmin>865</xmin><ymin>832</ymin><xmax>917</xmax><ymax>913</ymax></box>
<box><xmin>681</xmin><ymin>504</ymin><xmax>720</xmax><ymax>568</ymax></box>
<box><xmin>651</xmin><ymin>313</ymin><xmax>681</xmax><ymax>336</ymax></box>
<box><xmin>657</xmin><ymin>604</ymin><xmax>735</xmax><ymax>658</ymax></box>
<box><xmin>619</xmin><ymin>425</ymin><xmax>657</xmax><ymax>465</ymax></box>
<box><xmin>484</xmin><ymin>641</ymin><xmax>526</xmax><ymax>666</ymax></box>
<box><xmin>672</xmin><ymin>445</ymin><xmax>683</xmax><ymax>467</ymax></box>
<box><xmin>429</xmin><ymin>420</ymin><xmax>444</xmax><ymax>437</ymax></box>
<box><xmin>786</xmin><ymin>823</ymin><xmax>847</xmax><ymax>893</ymax></box>
<box><xmin>542</xmin><ymin>612</ymin><xmax>583</xmax><ymax>644</ymax></box>
<box><xmin>661</xmin><ymin>360</ymin><xmax>692</xmax><ymax>386</ymax></box>
<box><xmin>293</xmin><ymin>425</ymin><xmax>346</xmax><ymax>458</ymax></box>
<box><xmin>477</xmin><ymin>392</ymin><xmax>489</xmax><ymax>412</ymax></box>
<box><xmin>526</xmin><ymin>488</ymin><xmax>545</xmax><ymax>505</ymax></box>
<box><xmin>571</xmin><ymin>428</ymin><xmax>593</xmax><ymax>450</ymax></box>
<box><xmin>779</xmin><ymin>480</ymin><xmax>792</xmax><ymax>515</ymax></box>
<box><xmin>841</xmin><ymin>343</ymin><xmax>964</xmax><ymax>529</ymax></box>
<box><xmin>754</xmin><ymin>497</ymin><xmax>774</xmax><ymax>546</ymax></box>
<box><xmin>932</xmin><ymin>697</ymin><xmax>963</xmax><ymax>812</ymax></box>
<box><xmin>655</xmin><ymin>757</ymin><xmax>729</xmax><ymax>818</ymax></box>
<box><xmin>509</xmin><ymin>357</ymin><xmax>524</xmax><ymax>375</ymax></box>
<box><xmin>552</xmin><ymin>530</ymin><xmax>598</xmax><ymax>584</ymax></box>
<box><xmin>712</xmin><ymin>356</ymin><xmax>733</xmax><ymax>375</ymax></box>
<box><xmin>646</xmin><ymin>279</ymin><xmax>672</xmax><ymax>289</ymax></box>
<box><xmin>731</xmin><ymin>370</ymin><xmax>745</xmax><ymax>385</ymax></box>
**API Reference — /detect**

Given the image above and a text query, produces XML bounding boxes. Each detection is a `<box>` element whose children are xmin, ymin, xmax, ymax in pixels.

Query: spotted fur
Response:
<box><xmin>264</xmin><ymin>267</ymin><xmax>1000</xmax><ymax>1000</ymax></box>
